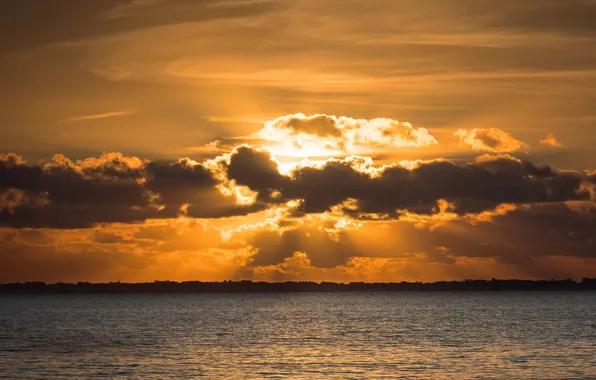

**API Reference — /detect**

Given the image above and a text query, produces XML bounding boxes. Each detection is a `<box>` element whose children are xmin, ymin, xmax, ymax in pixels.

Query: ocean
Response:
<box><xmin>1</xmin><ymin>292</ymin><xmax>595</xmax><ymax>378</ymax></box>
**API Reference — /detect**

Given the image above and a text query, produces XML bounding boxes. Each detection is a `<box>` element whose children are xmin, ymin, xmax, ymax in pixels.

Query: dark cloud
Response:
<box><xmin>146</xmin><ymin>156</ymin><xmax>266</xmax><ymax>218</ymax></box>
<box><xmin>0</xmin><ymin>153</ymin><xmax>151</xmax><ymax>228</ymax></box>
<box><xmin>0</xmin><ymin>188</ymin><xmax>48</xmax><ymax>213</ymax></box>
<box><xmin>248</xmin><ymin>201</ymin><xmax>596</xmax><ymax>273</ymax></box>
<box><xmin>1</xmin><ymin>149</ymin><xmax>594</xmax><ymax>228</ymax></box>
<box><xmin>0</xmin><ymin>204</ymin><xmax>150</xmax><ymax>229</ymax></box>
<box><xmin>145</xmin><ymin>158</ymin><xmax>216</xmax><ymax>206</ymax></box>
<box><xmin>280</xmin><ymin>154</ymin><xmax>591</xmax><ymax>216</ymax></box>
<box><xmin>225</xmin><ymin>145</ymin><xmax>288</xmax><ymax>197</ymax></box>
<box><xmin>0</xmin><ymin>152</ymin><xmax>261</xmax><ymax>228</ymax></box>
<box><xmin>428</xmin><ymin>202</ymin><xmax>596</xmax><ymax>277</ymax></box>
<box><xmin>0</xmin><ymin>153</ymin><xmax>147</xmax><ymax>206</ymax></box>
<box><xmin>286</xmin><ymin>159</ymin><xmax>373</xmax><ymax>214</ymax></box>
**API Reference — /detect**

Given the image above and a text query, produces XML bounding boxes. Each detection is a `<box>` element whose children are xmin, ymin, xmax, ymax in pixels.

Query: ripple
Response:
<box><xmin>1</xmin><ymin>292</ymin><xmax>596</xmax><ymax>378</ymax></box>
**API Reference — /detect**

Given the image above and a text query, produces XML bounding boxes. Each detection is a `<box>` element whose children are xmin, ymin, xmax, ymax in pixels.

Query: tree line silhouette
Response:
<box><xmin>2</xmin><ymin>278</ymin><xmax>596</xmax><ymax>294</ymax></box>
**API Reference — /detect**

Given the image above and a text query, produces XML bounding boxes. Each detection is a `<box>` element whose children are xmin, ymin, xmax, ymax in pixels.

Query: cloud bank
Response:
<box><xmin>1</xmin><ymin>114</ymin><xmax>595</xmax><ymax>282</ymax></box>
<box><xmin>1</xmin><ymin>146</ymin><xmax>592</xmax><ymax>229</ymax></box>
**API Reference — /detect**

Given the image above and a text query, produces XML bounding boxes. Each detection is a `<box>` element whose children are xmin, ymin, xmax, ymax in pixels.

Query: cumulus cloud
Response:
<box><xmin>0</xmin><ymin>153</ymin><xmax>151</xmax><ymax>228</ymax></box>
<box><xmin>0</xmin><ymin>151</ymin><xmax>260</xmax><ymax>228</ymax></box>
<box><xmin>0</xmin><ymin>146</ymin><xmax>594</xmax><ymax>232</ymax></box>
<box><xmin>280</xmin><ymin>152</ymin><xmax>589</xmax><ymax>216</ymax></box>
<box><xmin>540</xmin><ymin>133</ymin><xmax>566</xmax><ymax>148</ymax></box>
<box><xmin>455</xmin><ymin>128</ymin><xmax>526</xmax><ymax>152</ymax></box>
<box><xmin>225</xmin><ymin>145</ymin><xmax>287</xmax><ymax>197</ymax></box>
<box><xmin>258</xmin><ymin>114</ymin><xmax>437</xmax><ymax>155</ymax></box>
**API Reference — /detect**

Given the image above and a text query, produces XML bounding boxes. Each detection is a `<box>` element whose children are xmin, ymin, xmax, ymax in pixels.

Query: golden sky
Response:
<box><xmin>1</xmin><ymin>0</ymin><xmax>596</xmax><ymax>282</ymax></box>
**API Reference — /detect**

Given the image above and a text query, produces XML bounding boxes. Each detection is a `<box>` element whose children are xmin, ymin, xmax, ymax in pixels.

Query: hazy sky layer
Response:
<box><xmin>1</xmin><ymin>0</ymin><xmax>596</xmax><ymax>282</ymax></box>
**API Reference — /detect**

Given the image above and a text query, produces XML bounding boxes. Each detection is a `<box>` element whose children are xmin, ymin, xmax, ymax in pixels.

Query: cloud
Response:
<box><xmin>0</xmin><ymin>153</ymin><xmax>152</xmax><ymax>228</ymax></box>
<box><xmin>2</xmin><ymin>198</ymin><xmax>596</xmax><ymax>282</ymax></box>
<box><xmin>279</xmin><ymin>153</ymin><xmax>589</xmax><ymax>216</ymax></box>
<box><xmin>246</xmin><ymin>201</ymin><xmax>596</xmax><ymax>279</ymax></box>
<box><xmin>55</xmin><ymin>110</ymin><xmax>134</xmax><ymax>125</ymax></box>
<box><xmin>147</xmin><ymin>156</ymin><xmax>264</xmax><ymax>217</ymax></box>
<box><xmin>0</xmin><ymin>188</ymin><xmax>48</xmax><ymax>213</ymax></box>
<box><xmin>428</xmin><ymin>202</ymin><xmax>596</xmax><ymax>276</ymax></box>
<box><xmin>540</xmin><ymin>133</ymin><xmax>566</xmax><ymax>148</ymax></box>
<box><xmin>455</xmin><ymin>128</ymin><xmax>527</xmax><ymax>152</ymax></box>
<box><xmin>225</xmin><ymin>145</ymin><xmax>287</xmax><ymax>196</ymax></box>
<box><xmin>247</xmin><ymin>226</ymin><xmax>360</xmax><ymax>268</ymax></box>
<box><xmin>2</xmin><ymin>1</ymin><xmax>596</xmax><ymax>283</ymax></box>
<box><xmin>258</xmin><ymin>114</ymin><xmax>437</xmax><ymax>155</ymax></box>
<box><xmin>0</xmin><ymin>146</ymin><xmax>594</xmax><ymax>230</ymax></box>
<box><xmin>0</xmin><ymin>223</ymin><xmax>254</xmax><ymax>283</ymax></box>
<box><xmin>0</xmin><ymin>152</ymin><xmax>259</xmax><ymax>228</ymax></box>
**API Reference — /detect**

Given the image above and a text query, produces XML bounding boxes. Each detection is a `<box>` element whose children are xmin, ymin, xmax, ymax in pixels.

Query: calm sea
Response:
<box><xmin>1</xmin><ymin>292</ymin><xmax>595</xmax><ymax>379</ymax></box>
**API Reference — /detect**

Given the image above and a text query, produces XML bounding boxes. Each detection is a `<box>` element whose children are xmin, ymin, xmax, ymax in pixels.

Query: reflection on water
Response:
<box><xmin>1</xmin><ymin>292</ymin><xmax>595</xmax><ymax>378</ymax></box>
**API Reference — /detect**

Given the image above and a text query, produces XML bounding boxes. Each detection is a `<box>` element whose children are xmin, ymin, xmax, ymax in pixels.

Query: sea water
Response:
<box><xmin>1</xmin><ymin>292</ymin><xmax>595</xmax><ymax>378</ymax></box>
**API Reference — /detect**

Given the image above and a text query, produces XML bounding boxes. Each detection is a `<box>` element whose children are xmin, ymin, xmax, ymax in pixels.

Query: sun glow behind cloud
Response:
<box><xmin>252</xmin><ymin>113</ymin><xmax>439</xmax><ymax>171</ymax></box>
<box><xmin>2</xmin><ymin>134</ymin><xmax>596</xmax><ymax>282</ymax></box>
<box><xmin>3</xmin><ymin>0</ymin><xmax>596</xmax><ymax>284</ymax></box>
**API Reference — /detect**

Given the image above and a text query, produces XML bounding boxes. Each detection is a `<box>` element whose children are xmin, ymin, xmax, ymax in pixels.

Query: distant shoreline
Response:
<box><xmin>2</xmin><ymin>279</ymin><xmax>596</xmax><ymax>294</ymax></box>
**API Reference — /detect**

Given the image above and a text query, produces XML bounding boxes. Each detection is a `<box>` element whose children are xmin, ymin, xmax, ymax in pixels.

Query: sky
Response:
<box><xmin>1</xmin><ymin>0</ymin><xmax>596</xmax><ymax>283</ymax></box>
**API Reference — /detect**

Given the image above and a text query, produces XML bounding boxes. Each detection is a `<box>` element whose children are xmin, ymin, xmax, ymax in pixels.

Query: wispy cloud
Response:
<box><xmin>55</xmin><ymin>110</ymin><xmax>134</xmax><ymax>125</ymax></box>
<box><xmin>104</xmin><ymin>0</ymin><xmax>163</xmax><ymax>19</ymax></box>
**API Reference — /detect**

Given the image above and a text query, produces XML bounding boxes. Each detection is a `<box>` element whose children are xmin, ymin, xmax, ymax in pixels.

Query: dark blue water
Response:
<box><xmin>1</xmin><ymin>292</ymin><xmax>595</xmax><ymax>378</ymax></box>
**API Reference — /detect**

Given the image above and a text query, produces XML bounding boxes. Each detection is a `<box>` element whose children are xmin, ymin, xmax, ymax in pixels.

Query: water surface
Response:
<box><xmin>1</xmin><ymin>292</ymin><xmax>595</xmax><ymax>378</ymax></box>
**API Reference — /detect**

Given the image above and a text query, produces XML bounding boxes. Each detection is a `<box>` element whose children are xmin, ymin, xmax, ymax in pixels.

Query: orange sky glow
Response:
<box><xmin>1</xmin><ymin>0</ymin><xmax>596</xmax><ymax>282</ymax></box>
